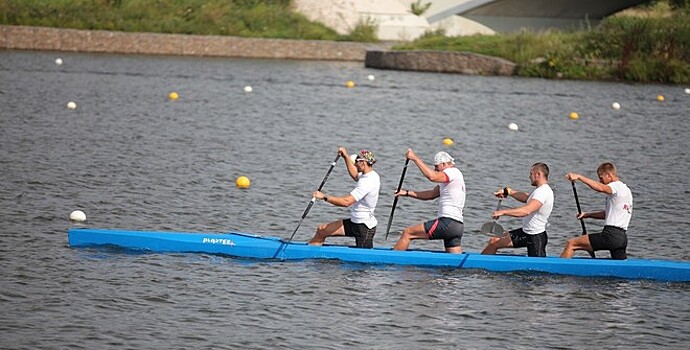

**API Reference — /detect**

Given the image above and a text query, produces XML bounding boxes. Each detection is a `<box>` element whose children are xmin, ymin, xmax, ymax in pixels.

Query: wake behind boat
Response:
<box><xmin>67</xmin><ymin>228</ymin><xmax>690</xmax><ymax>282</ymax></box>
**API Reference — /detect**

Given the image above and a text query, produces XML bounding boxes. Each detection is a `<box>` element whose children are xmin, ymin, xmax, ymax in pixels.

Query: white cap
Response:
<box><xmin>434</xmin><ymin>151</ymin><xmax>455</xmax><ymax>165</ymax></box>
<box><xmin>350</xmin><ymin>154</ymin><xmax>358</xmax><ymax>163</ymax></box>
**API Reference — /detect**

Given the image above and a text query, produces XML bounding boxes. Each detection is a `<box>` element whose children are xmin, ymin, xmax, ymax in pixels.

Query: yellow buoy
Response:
<box><xmin>236</xmin><ymin>176</ymin><xmax>251</xmax><ymax>189</ymax></box>
<box><xmin>657</xmin><ymin>95</ymin><xmax>665</xmax><ymax>102</ymax></box>
<box><xmin>442</xmin><ymin>138</ymin><xmax>454</xmax><ymax>146</ymax></box>
<box><xmin>569</xmin><ymin>112</ymin><xmax>579</xmax><ymax>120</ymax></box>
<box><xmin>345</xmin><ymin>81</ymin><xmax>356</xmax><ymax>88</ymax></box>
<box><xmin>169</xmin><ymin>92</ymin><xmax>179</xmax><ymax>101</ymax></box>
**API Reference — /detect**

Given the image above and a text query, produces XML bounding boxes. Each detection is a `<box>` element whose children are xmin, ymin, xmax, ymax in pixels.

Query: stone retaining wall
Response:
<box><xmin>365</xmin><ymin>50</ymin><xmax>516</xmax><ymax>76</ymax></box>
<box><xmin>0</xmin><ymin>25</ymin><xmax>382</xmax><ymax>61</ymax></box>
<box><xmin>1</xmin><ymin>25</ymin><xmax>517</xmax><ymax>76</ymax></box>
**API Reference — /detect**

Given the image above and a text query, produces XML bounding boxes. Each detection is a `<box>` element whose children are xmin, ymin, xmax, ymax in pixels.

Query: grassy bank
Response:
<box><xmin>2</xmin><ymin>1</ymin><xmax>688</xmax><ymax>83</ymax></box>
<box><xmin>0</xmin><ymin>0</ymin><xmax>375</xmax><ymax>41</ymax></box>
<box><xmin>396</xmin><ymin>1</ymin><xmax>690</xmax><ymax>84</ymax></box>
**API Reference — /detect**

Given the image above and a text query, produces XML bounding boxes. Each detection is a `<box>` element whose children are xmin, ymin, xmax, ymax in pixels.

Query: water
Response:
<box><xmin>1</xmin><ymin>50</ymin><xmax>689</xmax><ymax>349</ymax></box>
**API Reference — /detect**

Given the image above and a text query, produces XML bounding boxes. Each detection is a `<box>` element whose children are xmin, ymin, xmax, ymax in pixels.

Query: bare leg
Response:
<box><xmin>393</xmin><ymin>223</ymin><xmax>428</xmax><ymax>251</ymax></box>
<box><xmin>308</xmin><ymin>220</ymin><xmax>345</xmax><ymax>246</ymax></box>
<box><xmin>481</xmin><ymin>232</ymin><xmax>512</xmax><ymax>255</ymax></box>
<box><xmin>445</xmin><ymin>246</ymin><xmax>463</xmax><ymax>254</ymax></box>
<box><xmin>560</xmin><ymin>234</ymin><xmax>593</xmax><ymax>258</ymax></box>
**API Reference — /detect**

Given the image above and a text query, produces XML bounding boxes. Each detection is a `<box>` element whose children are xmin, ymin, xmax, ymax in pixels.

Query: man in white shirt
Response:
<box><xmin>309</xmin><ymin>147</ymin><xmax>380</xmax><ymax>248</ymax></box>
<box><xmin>561</xmin><ymin>162</ymin><xmax>632</xmax><ymax>259</ymax></box>
<box><xmin>481</xmin><ymin>163</ymin><xmax>554</xmax><ymax>257</ymax></box>
<box><xmin>393</xmin><ymin>149</ymin><xmax>466</xmax><ymax>253</ymax></box>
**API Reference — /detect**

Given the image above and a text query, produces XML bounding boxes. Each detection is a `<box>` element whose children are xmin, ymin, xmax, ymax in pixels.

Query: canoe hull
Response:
<box><xmin>67</xmin><ymin>228</ymin><xmax>690</xmax><ymax>282</ymax></box>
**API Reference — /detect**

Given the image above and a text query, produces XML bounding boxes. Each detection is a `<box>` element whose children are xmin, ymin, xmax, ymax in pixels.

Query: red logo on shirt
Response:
<box><xmin>623</xmin><ymin>204</ymin><xmax>632</xmax><ymax>214</ymax></box>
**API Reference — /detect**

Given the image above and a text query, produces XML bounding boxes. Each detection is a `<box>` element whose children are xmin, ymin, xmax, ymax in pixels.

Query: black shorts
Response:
<box><xmin>423</xmin><ymin>217</ymin><xmax>464</xmax><ymax>248</ymax></box>
<box><xmin>510</xmin><ymin>228</ymin><xmax>548</xmax><ymax>257</ymax></box>
<box><xmin>589</xmin><ymin>225</ymin><xmax>627</xmax><ymax>260</ymax></box>
<box><xmin>343</xmin><ymin>219</ymin><xmax>376</xmax><ymax>248</ymax></box>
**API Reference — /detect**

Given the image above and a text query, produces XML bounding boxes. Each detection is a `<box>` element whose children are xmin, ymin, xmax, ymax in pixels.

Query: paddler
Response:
<box><xmin>309</xmin><ymin>147</ymin><xmax>380</xmax><ymax>248</ymax></box>
<box><xmin>392</xmin><ymin>149</ymin><xmax>466</xmax><ymax>253</ymax></box>
<box><xmin>561</xmin><ymin>162</ymin><xmax>633</xmax><ymax>259</ymax></box>
<box><xmin>481</xmin><ymin>162</ymin><xmax>554</xmax><ymax>257</ymax></box>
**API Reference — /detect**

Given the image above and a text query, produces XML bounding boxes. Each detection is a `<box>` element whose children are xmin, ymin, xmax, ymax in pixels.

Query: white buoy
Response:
<box><xmin>612</xmin><ymin>102</ymin><xmax>621</xmax><ymax>110</ymax></box>
<box><xmin>67</xmin><ymin>101</ymin><xmax>77</xmax><ymax>109</ymax></box>
<box><xmin>69</xmin><ymin>210</ymin><xmax>86</xmax><ymax>222</ymax></box>
<box><xmin>55</xmin><ymin>58</ymin><xmax>63</xmax><ymax>66</ymax></box>
<box><xmin>244</xmin><ymin>86</ymin><xmax>253</xmax><ymax>93</ymax></box>
<box><xmin>508</xmin><ymin>123</ymin><xmax>519</xmax><ymax>131</ymax></box>
<box><xmin>367</xmin><ymin>74</ymin><xmax>375</xmax><ymax>81</ymax></box>
<box><xmin>685</xmin><ymin>88</ymin><xmax>690</xmax><ymax>95</ymax></box>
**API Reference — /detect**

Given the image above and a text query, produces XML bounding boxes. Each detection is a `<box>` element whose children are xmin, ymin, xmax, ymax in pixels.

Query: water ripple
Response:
<box><xmin>2</xmin><ymin>50</ymin><xmax>690</xmax><ymax>349</ymax></box>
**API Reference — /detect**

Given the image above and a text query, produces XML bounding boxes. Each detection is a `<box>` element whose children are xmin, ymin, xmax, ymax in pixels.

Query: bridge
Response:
<box><xmin>294</xmin><ymin>0</ymin><xmax>653</xmax><ymax>41</ymax></box>
<box><xmin>425</xmin><ymin>0</ymin><xmax>653</xmax><ymax>34</ymax></box>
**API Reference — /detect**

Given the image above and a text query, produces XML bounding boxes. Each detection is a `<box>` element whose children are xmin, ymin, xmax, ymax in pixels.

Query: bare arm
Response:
<box><xmin>493</xmin><ymin>198</ymin><xmax>543</xmax><ymax>219</ymax></box>
<box><xmin>566</xmin><ymin>172</ymin><xmax>612</xmax><ymax>194</ymax></box>
<box><xmin>406</xmin><ymin>149</ymin><xmax>448</xmax><ymax>183</ymax></box>
<box><xmin>396</xmin><ymin>186</ymin><xmax>440</xmax><ymax>201</ymax></box>
<box><xmin>580</xmin><ymin>210</ymin><xmax>606</xmax><ymax>220</ymax></box>
<box><xmin>494</xmin><ymin>187</ymin><xmax>529</xmax><ymax>203</ymax></box>
<box><xmin>339</xmin><ymin>147</ymin><xmax>359</xmax><ymax>181</ymax></box>
<box><xmin>313</xmin><ymin>191</ymin><xmax>356</xmax><ymax>207</ymax></box>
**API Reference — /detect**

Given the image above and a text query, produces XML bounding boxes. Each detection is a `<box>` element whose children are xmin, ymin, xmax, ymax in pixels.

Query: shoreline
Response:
<box><xmin>1</xmin><ymin>25</ymin><xmax>514</xmax><ymax>76</ymax></box>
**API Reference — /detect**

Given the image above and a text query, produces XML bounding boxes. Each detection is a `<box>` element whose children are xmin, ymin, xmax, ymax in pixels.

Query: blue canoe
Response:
<box><xmin>67</xmin><ymin>228</ymin><xmax>690</xmax><ymax>282</ymax></box>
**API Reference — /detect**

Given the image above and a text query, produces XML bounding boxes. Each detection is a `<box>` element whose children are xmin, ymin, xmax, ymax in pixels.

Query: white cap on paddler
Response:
<box><xmin>434</xmin><ymin>151</ymin><xmax>455</xmax><ymax>165</ymax></box>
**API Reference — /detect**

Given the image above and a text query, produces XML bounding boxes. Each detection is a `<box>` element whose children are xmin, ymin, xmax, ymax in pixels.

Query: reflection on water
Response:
<box><xmin>1</xmin><ymin>50</ymin><xmax>689</xmax><ymax>349</ymax></box>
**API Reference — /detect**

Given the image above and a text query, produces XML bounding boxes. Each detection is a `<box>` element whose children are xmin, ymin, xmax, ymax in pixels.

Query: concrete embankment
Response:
<box><xmin>0</xmin><ymin>25</ymin><xmax>381</xmax><ymax>61</ymax></box>
<box><xmin>1</xmin><ymin>25</ymin><xmax>517</xmax><ymax>76</ymax></box>
<box><xmin>365</xmin><ymin>50</ymin><xmax>516</xmax><ymax>76</ymax></box>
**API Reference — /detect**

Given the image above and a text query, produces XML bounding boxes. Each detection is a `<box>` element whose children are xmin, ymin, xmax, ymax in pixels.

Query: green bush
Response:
<box><xmin>394</xmin><ymin>4</ymin><xmax>690</xmax><ymax>83</ymax></box>
<box><xmin>578</xmin><ymin>15</ymin><xmax>690</xmax><ymax>82</ymax></box>
<box><xmin>340</xmin><ymin>17</ymin><xmax>378</xmax><ymax>42</ymax></box>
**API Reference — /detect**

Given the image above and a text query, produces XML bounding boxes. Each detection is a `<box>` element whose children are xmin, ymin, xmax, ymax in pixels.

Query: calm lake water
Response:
<box><xmin>1</xmin><ymin>50</ymin><xmax>689</xmax><ymax>349</ymax></box>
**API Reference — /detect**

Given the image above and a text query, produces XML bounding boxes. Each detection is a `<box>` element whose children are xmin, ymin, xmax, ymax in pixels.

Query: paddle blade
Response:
<box><xmin>480</xmin><ymin>221</ymin><xmax>504</xmax><ymax>237</ymax></box>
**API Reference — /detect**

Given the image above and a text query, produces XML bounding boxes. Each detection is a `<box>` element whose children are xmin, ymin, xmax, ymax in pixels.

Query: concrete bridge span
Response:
<box><xmin>294</xmin><ymin>0</ymin><xmax>653</xmax><ymax>41</ymax></box>
<box><xmin>425</xmin><ymin>0</ymin><xmax>653</xmax><ymax>33</ymax></box>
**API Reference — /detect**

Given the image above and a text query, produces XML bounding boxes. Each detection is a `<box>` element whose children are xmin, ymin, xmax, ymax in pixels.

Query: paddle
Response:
<box><xmin>480</xmin><ymin>199</ymin><xmax>505</xmax><ymax>237</ymax></box>
<box><xmin>286</xmin><ymin>154</ymin><xmax>340</xmax><ymax>243</ymax></box>
<box><xmin>571</xmin><ymin>180</ymin><xmax>595</xmax><ymax>258</ymax></box>
<box><xmin>385</xmin><ymin>158</ymin><xmax>410</xmax><ymax>240</ymax></box>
